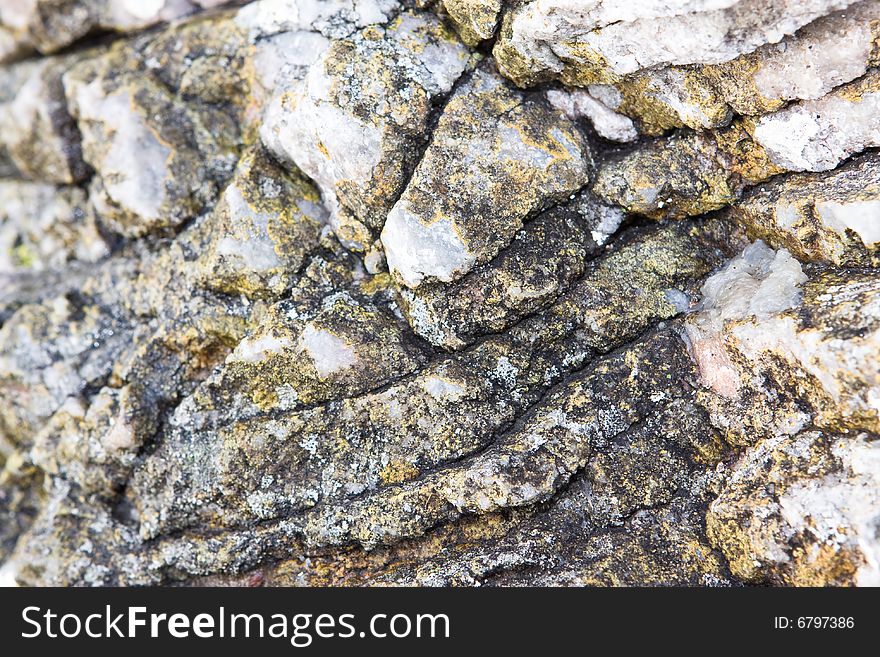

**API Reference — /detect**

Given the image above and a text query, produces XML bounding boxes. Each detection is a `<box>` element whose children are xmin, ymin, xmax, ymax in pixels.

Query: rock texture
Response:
<box><xmin>0</xmin><ymin>0</ymin><xmax>878</xmax><ymax>587</ymax></box>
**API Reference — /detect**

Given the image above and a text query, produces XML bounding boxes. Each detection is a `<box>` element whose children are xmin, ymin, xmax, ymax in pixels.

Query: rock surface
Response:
<box><xmin>0</xmin><ymin>0</ymin><xmax>878</xmax><ymax>587</ymax></box>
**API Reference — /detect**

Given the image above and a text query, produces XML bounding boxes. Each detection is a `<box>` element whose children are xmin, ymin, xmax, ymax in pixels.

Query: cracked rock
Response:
<box><xmin>708</xmin><ymin>429</ymin><xmax>880</xmax><ymax>585</ymax></box>
<box><xmin>729</xmin><ymin>152</ymin><xmax>880</xmax><ymax>266</ymax></box>
<box><xmin>545</xmin><ymin>1</ymin><xmax>880</xmax><ymax>136</ymax></box>
<box><xmin>1</xmin><ymin>0</ymin><xmax>879</xmax><ymax>588</ymax></box>
<box><xmin>494</xmin><ymin>0</ymin><xmax>859</xmax><ymax>87</ymax></box>
<box><xmin>63</xmin><ymin>13</ymin><xmax>251</xmax><ymax>236</ymax></box>
<box><xmin>261</xmin><ymin>11</ymin><xmax>472</xmax><ymax>251</ymax></box>
<box><xmin>0</xmin><ymin>52</ymin><xmax>92</xmax><ymax>183</ymax></box>
<box><xmin>436</xmin><ymin>0</ymin><xmax>503</xmax><ymax>45</ymax></box>
<box><xmin>0</xmin><ymin>0</ymin><xmax>241</xmax><ymax>61</ymax></box>
<box><xmin>382</xmin><ymin>63</ymin><xmax>593</xmax><ymax>288</ymax></box>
